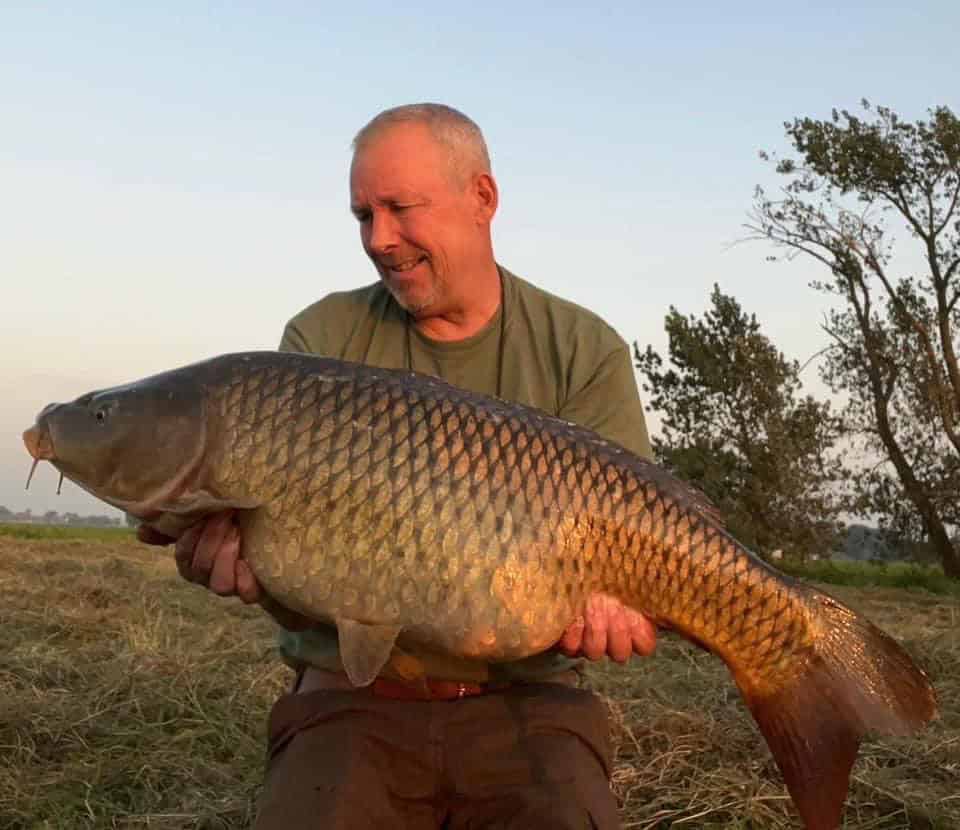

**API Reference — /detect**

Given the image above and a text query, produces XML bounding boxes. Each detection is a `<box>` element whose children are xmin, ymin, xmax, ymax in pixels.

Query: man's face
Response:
<box><xmin>349</xmin><ymin>123</ymin><xmax>485</xmax><ymax>315</ymax></box>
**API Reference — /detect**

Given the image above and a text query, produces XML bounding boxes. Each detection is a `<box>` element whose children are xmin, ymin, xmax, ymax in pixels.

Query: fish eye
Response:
<box><xmin>94</xmin><ymin>407</ymin><xmax>109</xmax><ymax>424</ymax></box>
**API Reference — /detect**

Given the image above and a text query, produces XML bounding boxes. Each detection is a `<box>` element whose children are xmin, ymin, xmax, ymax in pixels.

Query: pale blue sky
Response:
<box><xmin>2</xmin><ymin>2</ymin><xmax>957</xmax><ymax>515</ymax></box>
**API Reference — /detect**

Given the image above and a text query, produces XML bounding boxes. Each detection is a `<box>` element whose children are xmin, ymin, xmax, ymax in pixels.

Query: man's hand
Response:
<box><xmin>558</xmin><ymin>594</ymin><xmax>657</xmax><ymax>662</ymax></box>
<box><xmin>137</xmin><ymin>511</ymin><xmax>314</xmax><ymax>631</ymax></box>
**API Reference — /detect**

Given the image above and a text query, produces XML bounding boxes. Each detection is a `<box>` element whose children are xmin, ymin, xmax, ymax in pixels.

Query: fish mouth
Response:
<box><xmin>23</xmin><ymin>424</ymin><xmax>56</xmax><ymax>461</ymax></box>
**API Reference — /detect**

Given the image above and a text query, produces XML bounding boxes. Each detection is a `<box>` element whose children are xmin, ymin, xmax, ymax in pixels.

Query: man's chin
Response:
<box><xmin>383</xmin><ymin>280</ymin><xmax>434</xmax><ymax>315</ymax></box>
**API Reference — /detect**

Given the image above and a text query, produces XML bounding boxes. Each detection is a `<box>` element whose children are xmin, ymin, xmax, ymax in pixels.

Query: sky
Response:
<box><xmin>1</xmin><ymin>1</ymin><xmax>957</xmax><ymax>517</ymax></box>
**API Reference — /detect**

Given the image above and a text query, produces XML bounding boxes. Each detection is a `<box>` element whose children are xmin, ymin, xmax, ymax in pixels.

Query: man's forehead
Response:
<box><xmin>349</xmin><ymin>157</ymin><xmax>432</xmax><ymax>195</ymax></box>
<box><xmin>349</xmin><ymin>186</ymin><xmax>424</xmax><ymax>210</ymax></box>
<box><xmin>351</xmin><ymin>159</ymin><xmax>451</xmax><ymax>206</ymax></box>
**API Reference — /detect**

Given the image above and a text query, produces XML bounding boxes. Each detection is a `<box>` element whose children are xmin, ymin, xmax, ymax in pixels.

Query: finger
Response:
<box><xmin>235</xmin><ymin>559</ymin><xmax>262</xmax><ymax>604</ymax></box>
<box><xmin>190</xmin><ymin>512</ymin><xmax>235</xmax><ymax>584</ymax></box>
<box><xmin>580</xmin><ymin>595</ymin><xmax>608</xmax><ymax>661</ymax></box>
<box><xmin>628</xmin><ymin>609</ymin><xmax>658</xmax><ymax>657</ymax></box>
<box><xmin>605</xmin><ymin>602</ymin><xmax>633</xmax><ymax>663</ymax></box>
<box><xmin>174</xmin><ymin>522</ymin><xmax>206</xmax><ymax>581</ymax></box>
<box><xmin>137</xmin><ymin>525</ymin><xmax>174</xmax><ymax>546</ymax></box>
<box><xmin>208</xmin><ymin>527</ymin><xmax>241</xmax><ymax>596</ymax></box>
<box><xmin>558</xmin><ymin>616</ymin><xmax>585</xmax><ymax>656</ymax></box>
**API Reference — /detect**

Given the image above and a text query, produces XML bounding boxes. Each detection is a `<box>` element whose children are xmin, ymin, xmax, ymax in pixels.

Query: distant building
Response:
<box><xmin>0</xmin><ymin>505</ymin><xmax>121</xmax><ymax>527</ymax></box>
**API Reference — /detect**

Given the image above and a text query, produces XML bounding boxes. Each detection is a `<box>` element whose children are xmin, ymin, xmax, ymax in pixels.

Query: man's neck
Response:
<box><xmin>412</xmin><ymin>262</ymin><xmax>502</xmax><ymax>342</ymax></box>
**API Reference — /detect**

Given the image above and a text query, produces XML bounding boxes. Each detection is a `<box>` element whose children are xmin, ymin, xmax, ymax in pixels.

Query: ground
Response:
<box><xmin>1</xmin><ymin>531</ymin><xmax>957</xmax><ymax>829</ymax></box>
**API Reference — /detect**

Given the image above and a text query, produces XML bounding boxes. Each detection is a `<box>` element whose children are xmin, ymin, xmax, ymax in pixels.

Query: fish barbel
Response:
<box><xmin>23</xmin><ymin>351</ymin><xmax>937</xmax><ymax>829</ymax></box>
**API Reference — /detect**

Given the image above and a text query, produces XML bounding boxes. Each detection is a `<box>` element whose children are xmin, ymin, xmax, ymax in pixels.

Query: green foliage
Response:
<box><xmin>635</xmin><ymin>286</ymin><xmax>845</xmax><ymax>560</ymax></box>
<box><xmin>750</xmin><ymin>101</ymin><xmax>960</xmax><ymax>578</ymax></box>
<box><xmin>778</xmin><ymin>558</ymin><xmax>960</xmax><ymax>597</ymax></box>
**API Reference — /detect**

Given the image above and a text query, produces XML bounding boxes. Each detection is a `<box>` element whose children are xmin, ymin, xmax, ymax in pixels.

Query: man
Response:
<box><xmin>140</xmin><ymin>104</ymin><xmax>658</xmax><ymax>829</ymax></box>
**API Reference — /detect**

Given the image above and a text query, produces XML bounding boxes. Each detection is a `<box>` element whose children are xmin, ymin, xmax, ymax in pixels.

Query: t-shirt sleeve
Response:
<box><xmin>559</xmin><ymin>341</ymin><xmax>654</xmax><ymax>461</ymax></box>
<box><xmin>278</xmin><ymin>292</ymin><xmax>361</xmax><ymax>358</ymax></box>
<box><xmin>278</xmin><ymin>319</ymin><xmax>312</xmax><ymax>354</ymax></box>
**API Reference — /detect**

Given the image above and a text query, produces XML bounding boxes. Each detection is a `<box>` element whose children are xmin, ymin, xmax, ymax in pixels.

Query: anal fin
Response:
<box><xmin>337</xmin><ymin>619</ymin><xmax>402</xmax><ymax>687</ymax></box>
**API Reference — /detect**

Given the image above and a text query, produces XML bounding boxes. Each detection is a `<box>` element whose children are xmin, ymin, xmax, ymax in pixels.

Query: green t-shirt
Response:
<box><xmin>276</xmin><ymin>265</ymin><xmax>653</xmax><ymax>682</ymax></box>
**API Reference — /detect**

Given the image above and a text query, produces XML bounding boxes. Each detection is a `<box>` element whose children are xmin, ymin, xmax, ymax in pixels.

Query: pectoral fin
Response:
<box><xmin>389</xmin><ymin>650</ymin><xmax>427</xmax><ymax>682</ymax></box>
<box><xmin>337</xmin><ymin>619</ymin><xmax>403</xmax><ymax>687</ymax></box>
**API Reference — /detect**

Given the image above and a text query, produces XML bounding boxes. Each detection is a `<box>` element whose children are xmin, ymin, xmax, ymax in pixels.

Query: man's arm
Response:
<box><xmin>560</xmin><ymin>342</ymin><xmax>653</xmax><ymax>460</ymax></box>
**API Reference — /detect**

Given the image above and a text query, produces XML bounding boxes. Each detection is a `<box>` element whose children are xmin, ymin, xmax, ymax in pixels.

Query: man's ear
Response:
<box><xmin>473</xmin><ymin>172</ymin><xmax>499</xmax><ymax>223</ymax></box>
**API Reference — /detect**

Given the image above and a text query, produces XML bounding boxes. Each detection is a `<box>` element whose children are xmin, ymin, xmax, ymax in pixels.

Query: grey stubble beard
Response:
<box><xmin>382</xmin><ymin>272</ymin><xmax>439</xmax><ymax>317</ymax></box>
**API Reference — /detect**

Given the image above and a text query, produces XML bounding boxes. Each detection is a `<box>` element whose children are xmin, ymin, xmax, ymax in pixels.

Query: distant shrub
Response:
<box><xmin>778</xmin><ymin>558</ymin><xmax>960</xmax><ymax>597</ymax></box>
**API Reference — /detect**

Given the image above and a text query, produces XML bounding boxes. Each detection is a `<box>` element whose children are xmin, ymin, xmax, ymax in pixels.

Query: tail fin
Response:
<box><xmin>737</xmin><ymin>589</ymin><xmax>937</xmax><ymax>830</ymax></box>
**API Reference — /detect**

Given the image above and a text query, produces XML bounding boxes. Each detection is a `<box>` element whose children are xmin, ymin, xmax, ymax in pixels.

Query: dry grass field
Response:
<box><xmin>1</xmin><ymin>531</ymin><xmax>957</xmax><ymax>829</ymax></box>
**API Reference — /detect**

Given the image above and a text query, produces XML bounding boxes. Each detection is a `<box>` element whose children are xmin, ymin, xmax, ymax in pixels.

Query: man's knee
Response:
<box><xmin>448</xmin><ymin>791</ymin><xmax>616</xmax><ymax>830</ymax></box>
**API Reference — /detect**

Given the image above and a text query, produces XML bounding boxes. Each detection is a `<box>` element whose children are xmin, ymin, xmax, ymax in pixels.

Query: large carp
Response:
<box><xmin>23</xmin><ymin>351</ymin><xmax>936</xmax><ymax>829</ymax></box>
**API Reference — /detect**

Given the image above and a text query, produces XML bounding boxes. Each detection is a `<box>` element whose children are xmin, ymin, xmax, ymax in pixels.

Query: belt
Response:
<box><xmin>296</xmin><ymin>666</ymin><xmax>488</xmax><ymax>701</ymax></box>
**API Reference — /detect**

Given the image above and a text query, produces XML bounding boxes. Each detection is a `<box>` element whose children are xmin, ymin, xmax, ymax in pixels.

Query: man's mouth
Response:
<box><xmin>383</xmin><ymin>256</ymin><xmax>426</xmax><ymax>276</ymax></box>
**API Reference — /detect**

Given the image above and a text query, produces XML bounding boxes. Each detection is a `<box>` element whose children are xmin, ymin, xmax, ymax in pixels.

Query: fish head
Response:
<box><xmin>23</xmin><ymin>369</ymin><xmax>207</xmax><ymax>514</ymax></box>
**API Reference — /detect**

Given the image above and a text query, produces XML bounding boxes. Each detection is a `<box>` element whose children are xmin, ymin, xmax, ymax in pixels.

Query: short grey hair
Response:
<box><xmin>352</xmin><ymin>103</ymin><xmax>492</xmax><ymax>183</ymax></box>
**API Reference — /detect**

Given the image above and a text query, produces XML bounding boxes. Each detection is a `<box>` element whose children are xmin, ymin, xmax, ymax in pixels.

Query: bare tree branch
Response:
<box><xmin>749</xmin><ymin>102</ymin><xmax>960</xmax><ymax>577</ymax></box>
<box><xmin>934</xmin><ymin>177</ymin><xmax>960</xmax><ymax>237</ymax></box>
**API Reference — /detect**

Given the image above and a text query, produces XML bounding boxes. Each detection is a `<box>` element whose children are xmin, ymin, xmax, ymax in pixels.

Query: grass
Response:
<box><xmin>0</xmin><ymin>535</ymin><xmax>957</xmax><ymax>829</ymax></box>
<box><xmin>0</xmin><ymin>522</ymin><xmax>133</xmax><ymax>542</ymax></box>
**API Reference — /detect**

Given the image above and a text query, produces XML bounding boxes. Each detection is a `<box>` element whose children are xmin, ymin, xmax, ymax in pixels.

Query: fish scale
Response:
<box><xmin>24</xmin><ymin>350</ymin><xmax>938</xmax><ymax>830</ymax></box>
<box><xmin>201</xmin><ymin>355</ymin><xmax>800</xmax><ymax>674</ymax></box>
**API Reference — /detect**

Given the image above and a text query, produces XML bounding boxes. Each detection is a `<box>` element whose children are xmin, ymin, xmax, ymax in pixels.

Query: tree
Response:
<box><xmin>748</xmin><ymin>101</ymin><xmax>960</xmax><ymax>578</ymax></box>
<box><xmin>635</xmin><ymin>285</ymin><xmax>845</xmax><ymax>560</ymax></box>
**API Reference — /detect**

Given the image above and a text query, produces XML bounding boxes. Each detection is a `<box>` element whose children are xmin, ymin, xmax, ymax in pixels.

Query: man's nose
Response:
<box><xmin>367</xmin><ymin>210</ymin><xmax>400</xmax><ymax>254</ymax></box>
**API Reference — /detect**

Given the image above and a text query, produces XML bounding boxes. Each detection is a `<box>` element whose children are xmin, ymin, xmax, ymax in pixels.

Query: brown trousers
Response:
<box><xmin>255</xmin><ymin>681</ymin><xmax>620</xmax><ymax>829</ymax></box>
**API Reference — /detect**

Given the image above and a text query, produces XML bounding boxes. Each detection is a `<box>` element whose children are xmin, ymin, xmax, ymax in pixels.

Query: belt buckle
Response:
<box><xmin>456</xmin><ymin>682</ymin><xmax>467</xmax><ymax>700</ymax></box>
